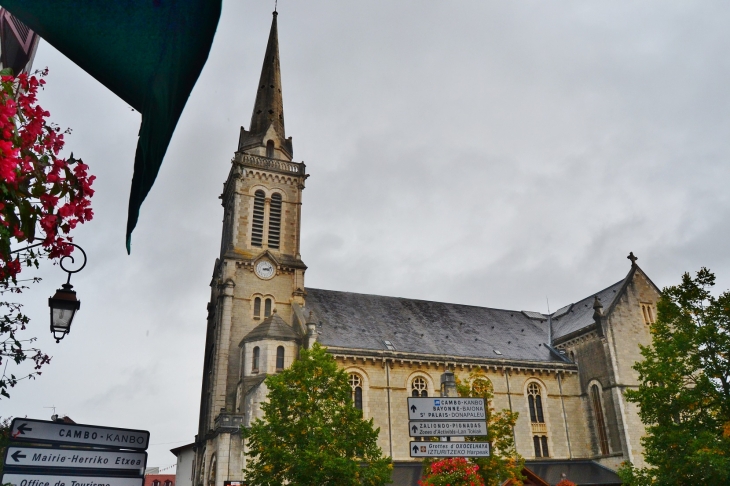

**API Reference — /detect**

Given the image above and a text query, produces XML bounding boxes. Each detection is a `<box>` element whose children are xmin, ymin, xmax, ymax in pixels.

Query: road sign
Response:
<box><xmin>409</xmin><ymin>441</ymin><xmax>491</xmax><ymax>457</ymax></box>
<box><xmin>407</xmin><ymin>397</ymin><xmax>486</xmax><ymax>420</ymax></box>
<box><xmin>409</xmin><ymin>421</ymin><xmax>487</xmax><ymax>437</ymax></box>
<box><xmin>1</xmin><ymin>473</ymin><xmax>144</xmax><ymax>486</ymax></box>
<box><xmin>10</xmin><ymin>419</ymin><xmax>150</xmax><ymax>451</ymax></box>
<box><xmin>4</xmin><ymin>447</ymin><xmax>147</xmax><ymax>475</ymax></box>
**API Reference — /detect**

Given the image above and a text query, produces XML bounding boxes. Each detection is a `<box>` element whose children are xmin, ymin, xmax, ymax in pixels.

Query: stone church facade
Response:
<box><xmin>193</xmin><ymin>12</ymin><xmax>658</xmax><ymax>486</ymax></box>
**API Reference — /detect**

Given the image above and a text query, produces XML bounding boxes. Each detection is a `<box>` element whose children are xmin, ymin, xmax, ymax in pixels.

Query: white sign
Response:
<box><xmin>409</xmin><ymin>421</ymin><xmax>487</xmax><ymax>437</ymax></box>
<box><xmin>407</xmin><ymin>397</ymin><xmax>486</xmax><ymax>420</ymax></box>
<box><xmin>1</xmin><ymin>473</ymin><xmax>144</xmax><ymax>486</ymax></box>
<box><xmin>10</xmin><ymin>419</ymin><xmax>150</xmax><ymax>451</ymax></box>
<box><xmin>409</xmin><ymin>441</ymin><xmax>491</xmax><ymax>457</ymax></box>
<box><xmin>4</xmin><ymin>447</ymin><xmax>147</xmax><ymax>474</ymax></box>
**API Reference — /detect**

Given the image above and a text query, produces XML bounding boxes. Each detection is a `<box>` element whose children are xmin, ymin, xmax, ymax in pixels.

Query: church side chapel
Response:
<box><xmin>193</xmin><ymin>12</ymin><xmax>655</xmax><ymax>486</ymax></box>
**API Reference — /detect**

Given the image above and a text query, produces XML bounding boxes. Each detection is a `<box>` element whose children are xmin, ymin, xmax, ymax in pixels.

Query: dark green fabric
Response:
<box><xmin>0</xmin><ymin>0</ymin><xmax>222</xmax><ymax>252</ymax></box>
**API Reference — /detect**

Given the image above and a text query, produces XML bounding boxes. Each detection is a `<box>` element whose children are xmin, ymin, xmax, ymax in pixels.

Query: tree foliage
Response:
<box><xmin>0</xmin><ymin>68</ymin><xmax>94</xmax><ymax>399</ymax></box>
<box><xmin>454</xmin><ymin>368</ymin><xmax>524</xmax><ymax>486</ymax></box>
<box><xmin>419</xmin><ymin>457</ymin><xmax>484</xmax><ymax>486</ymax></box>
<box><xmin>618</xmin><ymin>268</ymin><xmax>730</xmax><ymax>484</ymax></box>
<box><xmin>0</xmin><ymin>416</ymin><xmax>10</xmax><ymax>475</ymax></box>
<box><xmin>241</xmin><ymin>343</ymin><xmax>392</xmax><ymax>486</ymax></box>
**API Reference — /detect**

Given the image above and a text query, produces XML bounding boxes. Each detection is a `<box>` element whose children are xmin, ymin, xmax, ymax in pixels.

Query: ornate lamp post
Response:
<box><xmin>48</xmin><ymin>244</ymin><xmax>87</xmax><ymax>342</ymax></box>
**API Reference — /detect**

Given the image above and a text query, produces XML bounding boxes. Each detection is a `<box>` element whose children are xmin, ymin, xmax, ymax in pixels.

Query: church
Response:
<box><xmin>192</xmin><ymin>12</ymin><xmax>657</xmax><ymax>486</ymax></box>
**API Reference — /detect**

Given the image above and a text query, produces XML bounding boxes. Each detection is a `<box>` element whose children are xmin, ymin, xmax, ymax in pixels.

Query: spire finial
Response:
<box><xmin>627</xmin><ymin>252</ymin><xmax>638</xmax><ymax>267</ymax></box>
<box><xmin>274</xmin><ymin>0</ymin><xmax>278</xmax><ymax>13</ymax></box>
<box><xmin>249</xmin><ymin>10</ymin><xmax>285</xmax><ymax>139</ymax></box>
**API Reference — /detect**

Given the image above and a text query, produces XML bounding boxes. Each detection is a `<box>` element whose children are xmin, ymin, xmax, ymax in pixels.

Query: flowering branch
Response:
<box><xmin>0</xmin><ymin>67</ymin><xmax>95</xmax><ymax>399</ymax></box>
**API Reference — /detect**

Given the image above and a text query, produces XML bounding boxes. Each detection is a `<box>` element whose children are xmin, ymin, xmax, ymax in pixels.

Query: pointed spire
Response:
<box><xmin>249</xmin><ymin>12</ymin><xmax>285</xmax><ymax>139</ymax></box>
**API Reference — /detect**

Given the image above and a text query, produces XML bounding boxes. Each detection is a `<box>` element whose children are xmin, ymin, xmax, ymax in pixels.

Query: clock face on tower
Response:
<box><xmin>255</xmin><ymin>260</ymin><xmax>276</xmax><ymax>279</ymax></box>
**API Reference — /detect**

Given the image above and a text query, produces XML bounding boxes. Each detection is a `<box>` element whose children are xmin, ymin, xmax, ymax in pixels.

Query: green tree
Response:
<box><xmin>1</xmin><ymin>416</ymin><xmax>11</xmax><ymax>476</ymax></box>
<box><xmin>618</xmin><ymin>268</ymin><xmax>730</xmax><ymax>485</ymax></box>
<box><xmin>454</xmin><ymin>368</ymin><xmax>524</xmax><ymax>486</ymax></box>
<box><xmin>241</xmin><ymin>343</ymin><xmax>392</xmax><ymax>486</ymax></box>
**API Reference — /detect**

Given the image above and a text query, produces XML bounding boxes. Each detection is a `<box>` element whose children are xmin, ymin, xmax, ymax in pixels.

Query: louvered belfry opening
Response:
<box><xmin>267</xmin><ymin>193</ymin><xmax>282</xmax><ymax>249</ymax></box>
<box><xmin>251</xmin><ymin>190</ymin><xmax>265</xmax><ymax>247</ymax></box>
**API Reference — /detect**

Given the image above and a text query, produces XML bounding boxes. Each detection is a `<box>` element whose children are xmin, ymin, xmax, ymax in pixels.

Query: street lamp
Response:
<box><xmin>48</xmin><ymin>244</ymin><xmax>87</xmax><ymax>342</ymax></box>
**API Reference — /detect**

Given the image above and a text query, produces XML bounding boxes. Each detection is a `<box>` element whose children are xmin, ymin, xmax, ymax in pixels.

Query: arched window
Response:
<box><xmin>411</xmin><ymin>377</ymin><xmax>428</xmax><ymax>397</ymax></box>
<box><xmin>527</xmin><ymin>383</ymin><xmax>545</xmax><ymax>423</ymax></box>
<box><xmin>264</xmin><ymin>298</ymin><xmax>272</xmax><ymax>317</ymax></box>
<box><xmin>591</xmin><ymin>384</ymin><xmax>610</xmax><ymax>455</ymax></box>
<box><xmin>164</xmin><ymin>481</ymin><xmax>172</xmax><ymax>486</ymax></box>
<box><xmin>251</xmin><ymin>190</ymin><xmax>265</xmax><ymax>247</ymax></box>
<box><xmin>253</xmin><ymin>297</ymin><xmax>261</xmax><ymax>319</ymax></box>
<box><xmin>348</xmin><ymin>373</ymin><xmax>363</xmax><ymax>410</ymax></box>
<box><xmin>276</xmin><ymin>346</ymin><xmax>285</xmax><ymax>371</ymax></box>
<box><xmin>267</xmin><ymin>193</ymin><xmax>282</xmax><ymax>249</ymax></box>
<box><xmin>641</xmin><ymin>303</ymin><xmax>655</xmax><ymax>325</ymax></box>
<box><xmin>533</xmin><ymin>435</ymin><xmax>549</xmax><ymax>457</ymax></box>
<box><xmin>153</xmin><ymin>481</ymin><xmax>160</xmax><ymax>486</ymax></box>
<box><xmin>252</xmin><ymin>346</ymin><xmax>260</xmax><ymax>373</ymax></box>
<box><xmin>266</xmin><ymin>140</ymin><xmax>275</xmax><ymax>158</ymax></box>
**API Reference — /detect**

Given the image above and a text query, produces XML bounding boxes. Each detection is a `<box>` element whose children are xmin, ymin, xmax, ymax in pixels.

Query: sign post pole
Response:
<box><xmin>407</xmin><ymin>370</ymin><xmax>491</xmax><ymax>459</ymax></box>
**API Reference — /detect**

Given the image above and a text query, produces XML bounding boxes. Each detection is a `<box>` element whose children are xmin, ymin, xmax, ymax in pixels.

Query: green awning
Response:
<box><xmin>0</xmin><ymin>0</ymin><xmax>222</xmax><ymax>252</ymax></box>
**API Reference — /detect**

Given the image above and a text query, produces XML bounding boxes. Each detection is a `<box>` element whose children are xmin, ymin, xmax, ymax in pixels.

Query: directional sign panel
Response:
<box><xmin>10</xmin><ymin>419</ymin><xmax>150</xmax><ymax>451</ymax></box>
<box><xmin>1</xmin><ymin>473</ymin><xmax>144</xmax><ymax>486</ymax></box>
<box><xmin>409</xmin><ymin>441</ymin><xmax>491</xmax><ymax>457</ymax></box>
<box><xmin>407</xmin><ymin>397</ymin><xmax>486</xmax><ymax>420</ymax></box>
<box><xmin>409</xmin><ymin>421</ymin><xmax>487</xmax><ymax>437</ymax></box>
<box><xmin>4</xmin><ymin>447</ymin><xmax>147</xmax><ymax>475</ymax></box>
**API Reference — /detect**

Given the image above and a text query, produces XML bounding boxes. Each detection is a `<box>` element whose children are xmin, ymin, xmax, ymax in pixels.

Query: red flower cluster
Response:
<box><xmin>419</xmin><ymin>457</ymin><xmax>484</xmax><ymax>486</ymax></box>
<box><xmin>0</xmin><ymin>69</ymin><xmax>94</xmax><ymax>282</ymax></box>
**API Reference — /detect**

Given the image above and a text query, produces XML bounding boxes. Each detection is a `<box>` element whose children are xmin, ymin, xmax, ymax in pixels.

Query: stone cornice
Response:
<box><xmin>234</xmin><ymin>152</ymin><xmax>307</xmax><ymax>178</ymax></box>
<box><xmin>325</xmin><ymin>346</ymin><xmax>578</xmax><ymax>375</ymax></box>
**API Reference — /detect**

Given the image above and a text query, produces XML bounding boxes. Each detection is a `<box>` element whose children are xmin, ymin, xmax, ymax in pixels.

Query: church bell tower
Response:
<box><xmin>194</xmin><ymin>12</ymin><xmax>308</xmax><ymax>486</ymax></box>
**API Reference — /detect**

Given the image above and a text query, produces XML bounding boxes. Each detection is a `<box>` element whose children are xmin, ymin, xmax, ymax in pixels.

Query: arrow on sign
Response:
<box><xmin>413</xmin><ymin>445</ymin><xmax>419</xmax><ymax>454</ymax></box>
<box><xmin>410</xmin><ymin>405</ymin><xmax>417</xmax><ymax>413</ymax></box>
<box><xmin>11</xmin><ymin>451</ymin><xmax>26</xmax><ymax>462</ymax></box>
<box><xmin>15</xmin><ymin>423</ymin><xmax>32</xmax><ymax>435</ymax></box>
<box><xmin>411</xmin><ymin>425</ymin><xmax>418</xmax><ymax>434</ymax></box>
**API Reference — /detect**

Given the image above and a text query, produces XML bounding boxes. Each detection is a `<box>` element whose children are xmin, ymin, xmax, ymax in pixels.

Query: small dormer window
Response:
<box><xmin>266</xmin><ymin>140</ymin><xmax>275</xmax><ymax>158</ymax></box>
<box><xmin>384</xmin><ymin>340</ymin><xmax>396</xmax><ymax>351</ymax></box>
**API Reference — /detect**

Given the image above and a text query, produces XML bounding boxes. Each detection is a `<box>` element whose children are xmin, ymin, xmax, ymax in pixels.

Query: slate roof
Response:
<box><xmin>241</xmin><ymin>313</ymin><xmax>300</xmax><ymax>343</ymax></box>
<box><xmin>303</xmin><ymin>288</ymin><xmax>559</xmax><ymax>363</ymax></box>
<box><xmin>525</xmin><ymin>460</ymin><xmax>622</xmax><ymax>485</ymax></box>
<box><xmin>550</xmin><ymin>279</ymin><xmax>625</xmax><ymax>342</ymax></box>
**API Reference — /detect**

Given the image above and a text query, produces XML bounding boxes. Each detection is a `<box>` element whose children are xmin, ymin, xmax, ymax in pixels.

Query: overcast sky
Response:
<box><xmin>5</xmin><ymin>0</ymin><xmax>730</xmax><ymax>469</ymax></box>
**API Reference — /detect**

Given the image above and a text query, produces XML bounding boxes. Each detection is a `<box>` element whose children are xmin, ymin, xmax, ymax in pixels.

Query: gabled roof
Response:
<box><xmin>303</xmin><ymin>288</ymin><xmax>560</xmax><ymax>363</ymax></box>
<box><xmin>550</xmin><ymin>279</ymin><xmax>625</xmax><ymax>342</ymax></box>
<box><xmin>241</xmin><ymin>312</ymin><xmax>300</xmax><ymax>344</ymax></box>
